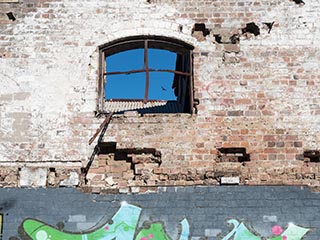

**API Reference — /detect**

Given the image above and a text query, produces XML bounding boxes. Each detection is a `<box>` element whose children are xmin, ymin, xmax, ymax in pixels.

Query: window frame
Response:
<box><xmin>97</xmin><ymin>35</ymin><xmax>194</xmax><ymax>115</ymax></box>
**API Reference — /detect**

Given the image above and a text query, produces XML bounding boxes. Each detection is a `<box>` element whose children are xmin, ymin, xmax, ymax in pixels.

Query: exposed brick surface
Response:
<box><xmin>0</xmin><ymin>0</ymin><xmax>319</xmax><ymax>190</ymax></box>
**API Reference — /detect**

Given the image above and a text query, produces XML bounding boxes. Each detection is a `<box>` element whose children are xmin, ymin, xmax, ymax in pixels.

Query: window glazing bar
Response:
<box><xmin>189</xmin><ymin>50</ymin><xmax>194</xmax><ymax>114</ymax></box>
<box><xmin>144</xmin><ymin>40</ymin><xmax>149</xmax><ymax>104</ymax></box>
<box><xmin>105</xmin><ymin>69</ymin><xmax>191</xmax><ymax>76</ymax></box>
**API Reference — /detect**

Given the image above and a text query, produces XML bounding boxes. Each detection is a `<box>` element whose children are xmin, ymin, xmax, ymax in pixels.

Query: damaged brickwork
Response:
<box><xmin>0</xmin><ymin>0</ymin><xmax>319</xmax><ymax>192</ymax></box>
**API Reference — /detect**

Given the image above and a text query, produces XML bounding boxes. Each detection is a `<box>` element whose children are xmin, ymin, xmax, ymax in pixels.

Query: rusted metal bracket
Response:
<box><xmin>89</xmin><ymin>113</ymin><xmax>113</xmax><ymax>145</ymax></box>
<box><xmin>82</xmin><ymin>112</ymin><xmax>114</xmax><ymax>183</ymax></box>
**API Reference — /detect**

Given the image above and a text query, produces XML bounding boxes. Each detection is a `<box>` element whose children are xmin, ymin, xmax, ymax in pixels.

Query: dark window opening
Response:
<box><xmin>304</xmin><ymin>150</ymin><xmax>320</xmax><ymax>162</ymax></box>
<box><xmin>217</xmin><ymin>147</ymin><xmax>250</xmax><ymax>162</ymax></box>
<box><xmin>98</xmin><ymin>36</ymin><xmax>194</xmax><ymax>114</ymax></box>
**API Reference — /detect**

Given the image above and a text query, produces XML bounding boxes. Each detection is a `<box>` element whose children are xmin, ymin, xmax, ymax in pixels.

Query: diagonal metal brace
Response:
<box><xmin>89</xmin><ymin>112</ymin><xmax>113</xmax><ymax>145</ymax></box>
<box><xmin>82</xmin><ymin>112</ymin><xmax>113</xmax><ymax>183</ymax></box>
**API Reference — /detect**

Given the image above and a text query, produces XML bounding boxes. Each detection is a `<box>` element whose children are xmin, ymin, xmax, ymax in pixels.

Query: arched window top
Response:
<box><xmin>97</xmin><ymin>36</ymin><xmax>195</xmax><ymax>115</ymax></box>
<box><xmin>99</xmin><ymin>35</ymin><xmax>194</xmax><ymax>57</ymax></box>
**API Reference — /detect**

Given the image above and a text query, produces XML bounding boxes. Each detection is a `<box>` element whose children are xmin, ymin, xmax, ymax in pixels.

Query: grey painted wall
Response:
<box><xmin>0</xmin><ymin>186</ymin><xmax>319</xmax><ymax>239</ymax></box>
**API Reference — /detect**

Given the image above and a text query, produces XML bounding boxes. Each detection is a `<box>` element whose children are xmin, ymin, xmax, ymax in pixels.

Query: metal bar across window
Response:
<box><xmin>189</xmin><ymin>50</ymin><xmax>194</xmax><ymax>114</ymax></box>
<box><xmin>144</xmin><ymin>40</ymin><xmax>149</xmax><ymax>103</ymax></box>
<box><xmin>105</xmin><ymin>69</ymin><xmax>191</xmax><ymax>77</ymax></box>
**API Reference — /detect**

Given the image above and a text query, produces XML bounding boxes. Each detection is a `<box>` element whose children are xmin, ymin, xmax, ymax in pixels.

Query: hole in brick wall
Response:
<box><xmin>94</xmin><ymin>142</ymin><xmax>162</xmax><ymax>184</ymax></box>
<box><xmin>192</xmin><ymin>23</ymin><xmax>210</xmax><ymax>37</ymax></box>
<box><xmin>214</xmin><ymin>34</ymin><xmax>239</xmax><ymax>44</ymax></box>
<box><xmin>304</xmin><ymin>150</ymin><xmax>320</xmax><ymax>162</ymax></box>
<box><xmin>84</xmin><ymin>115</ymin><xmax>165</xmax><ymax>187</ymax></box>
<box><xmin>292</xmin><ymin>0</ymin><xmax>305</xmax><ymax>5</ymax></box>
<box><xmin>97</xmin><ymin>142</ymin><xmax>161</xmax><ymax>162</ymax></box>
<box><xmin>97</xmin><ymin>142</ymin><xmax>117</xmax><ymax>155</ymax></box>
<box><xmin>214</xmin><ymin>34</ymin><xmax>222</xmax><ymax>43</ymax></box>
<box><xmin>242</xmin><ymin>22</ymin><xmax>260</xmax><ymax>36</ymax></box>
<box><xmin>263</xmin><ymin>22</ymin><xmax>275</xmax><ymax>34</ymax></box>
<box><xmin>6</xmin><ymin>12</ymin><xmax>16</xmax><ymax>21</ymax></box>
<box><xmin>217</xmin><ymin>147</ymin><xmax>250</xmax><ymax>162</ymax></box>
<box><xmin>230</xmin><ymin>34</ymin><xmax>240</xmax><ymax>44</ymax></box>
<box><xmin>114</xmin><ymin>148</ymin><xmax>161</xmax><ymax>162</ymax></box>
<box><xmin>49</xmin><ymin>168</ymin><xmax>56</xmax><ymax>173</ymax></box>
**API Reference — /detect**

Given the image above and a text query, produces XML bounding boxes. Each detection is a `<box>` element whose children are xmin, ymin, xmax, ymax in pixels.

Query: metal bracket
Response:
<box><xmin>82</xmin><ymin>112</ymin><xmax>113</xmax><ymax>183</ymax></box>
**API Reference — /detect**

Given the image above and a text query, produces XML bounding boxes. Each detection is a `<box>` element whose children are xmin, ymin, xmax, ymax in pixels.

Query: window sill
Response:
<box><xmin>102</xmin><ymin>100</ymin><xmax>192</xmax><ymax>115</ymax></box>
<box><xmin>100</xmin><ymin>111</ymin><xmax>193</xmax><ymax>117</ymax></box>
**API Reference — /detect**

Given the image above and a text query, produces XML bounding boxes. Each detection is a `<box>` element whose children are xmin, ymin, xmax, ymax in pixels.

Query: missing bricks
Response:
<box><xmin>242</xmin><ymin>22</ymin><xmax>260</xmax><ymax>36</ymax></box>
<box><xmin>192</xmin><ymin>23</ymin><xmax>210</xmax><ymax>41</ymax></box>
<box><xmin>292</xmin><ymin>0</ymin><xmax>305</xmax><ymax>5</ymax></box>
<box><xmin>304</xmin><ymin>150</ymin><xmax>320</xmax><ymax>162</ymax></box>
<box><xmin>217</xmin><ymin>147</ymin><xmax>250</xmax><ymax>163</ymax></box>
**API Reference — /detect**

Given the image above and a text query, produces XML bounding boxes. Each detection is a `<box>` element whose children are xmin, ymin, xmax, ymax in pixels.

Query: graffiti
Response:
<box><xmin>21</xmin><ymin>203</ymin><xmax>188</xmax><ymax>240</ymax></box>
<box><xmin>136</xmin><ymin>223</ymin><xmax>170</xmax><ymax>240</ymax></box>
<box><xmin>0</xmin><ymin>213</ymin><xmax>3</xmax><ymax>240</ymax></box>
<box><xmin>200</xmin><ymin>80</ymin><xmax>235</xmax><ymax>108</ymax></box>
<box><xmin>22</xmin><ymin>203</ymin><xmax>141</xmax><ymax>240</ymax></box>
<box><xmin>222</xmin><ymin>219</ymin><xmax>310</xmax><ymax>240</ymax></box>
<box><xmin>19</xmin><ymin>203</ymin><xmax>310</xmax><ymax>240</ymax></box>
<box><xmin>136</xmin><ymin>219</ymin><xmax>189</xmax><ymax>240</ymax></box>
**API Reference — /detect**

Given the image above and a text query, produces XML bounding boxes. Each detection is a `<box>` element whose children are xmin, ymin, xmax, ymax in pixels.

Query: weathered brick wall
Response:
<box><xmin>0</xmin><ymin>0</ymin><xmax>319</xmax><ymax>190</ymax></box>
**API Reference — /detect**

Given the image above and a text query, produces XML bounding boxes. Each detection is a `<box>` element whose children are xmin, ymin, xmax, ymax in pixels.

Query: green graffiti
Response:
<box><xmin>21</xmin><ymin>203</ymin><xmax>189</xmax><ymax>240</ymax></box>
<box><xmin>22</xmin><ymin>203</ymin><xmax>141</xmax><ymax>240</ymax></box>
<box><xmin>135</xmin><ymin>219</ymin><xmax>189</xmax><ymax>240</ymax></box>
<box><xmin>222</xmin><ymin>219</ymin><xmax>310</xmax><ymax>240</ymax></box>
<box><xmin>20</xmin><ymin>204</ymin><xmax>310</xmax><ymax>240</ymax></box>
<box><xmin>136</xmin><ymin>223</ymin><xmax>171</xmax><ymax>240</ymax></box>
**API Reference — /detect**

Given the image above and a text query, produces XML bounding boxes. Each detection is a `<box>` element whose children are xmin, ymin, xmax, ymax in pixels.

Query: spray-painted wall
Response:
<box><xmin>0</xmin><ymin>186</ymin><xmax>319</xmax><ymax>240</ymax></box>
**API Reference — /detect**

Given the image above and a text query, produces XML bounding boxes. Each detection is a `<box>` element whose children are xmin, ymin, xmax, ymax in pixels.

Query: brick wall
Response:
<box><xmin>0</xmin><ymin>0</ymin><xmax>319</xmax><ymax>190</ymax></box>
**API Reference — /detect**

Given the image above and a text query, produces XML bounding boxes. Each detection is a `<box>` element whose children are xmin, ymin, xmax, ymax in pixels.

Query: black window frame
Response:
<box><xmin>97</xmin><ymin>35</ymin><xmax>194</xmax><ymax>114</ymax></box>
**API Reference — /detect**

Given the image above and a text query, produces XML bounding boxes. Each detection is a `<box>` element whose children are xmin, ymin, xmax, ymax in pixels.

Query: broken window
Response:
<box><xmin>98</xmin><ymin>36</ymin><xmax>195</xmax><ymax>114</ymax></box>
